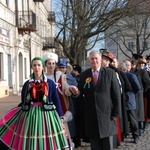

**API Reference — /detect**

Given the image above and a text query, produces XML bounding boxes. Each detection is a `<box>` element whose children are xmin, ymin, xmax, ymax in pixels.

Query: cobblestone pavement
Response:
<box><xmin>75</xmin><ymin>125</ymin><xmax>150</xmax><ymax>150</ymax></box>
<box><xmin>116</xmin><ymin>124</ymin><xmax>150</xmax><ymax>150</ymax></box>
<box><xmin>1</xmin><ymin>95</ymin><xmax>150</xmax><ymax>150</ymax></box>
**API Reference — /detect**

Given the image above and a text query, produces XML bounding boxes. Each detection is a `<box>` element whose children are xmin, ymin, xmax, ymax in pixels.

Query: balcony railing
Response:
<box><xmin>33</xmin><ymin>0</ymin><xmax>44</xmax><ymax>2</ymax></box>
<box><xmin>16</xmin><ymin>10</ymin><xmax>36</xmax><ymax>32</ymax></box>
<box><xmin>47</xmin><ymin>11</ymin><xmax>55</xmax><ymax>23</ymax></box>
<box><xmin>42</xmin><ymin>37</ymin><xmax>56</xmax><ymax>50</ymax></box>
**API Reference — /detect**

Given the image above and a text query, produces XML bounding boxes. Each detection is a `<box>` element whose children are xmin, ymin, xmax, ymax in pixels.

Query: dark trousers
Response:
<box><xmin>90</xmin><ymin>136</ymin><xmax>113</xmax><ymax>150</ymax></box>
<box><xmin>127</xmin><ymin>110</ymin><xmax>139</xmax><ymax>138</ymax></box>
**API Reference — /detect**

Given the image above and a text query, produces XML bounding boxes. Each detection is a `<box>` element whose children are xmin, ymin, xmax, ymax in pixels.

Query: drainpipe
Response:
<box><xmin>27</xmin><ymin>0</ymin><xmax>32</xmax><ymax>74</ymax></box>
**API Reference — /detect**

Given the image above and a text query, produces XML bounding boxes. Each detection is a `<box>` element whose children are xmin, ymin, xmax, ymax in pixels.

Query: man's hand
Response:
<box><xmin>69</xmin><ymin>86</ymin><xmax>78</xmax><ymax>95</ymax></box>
<box><xmin>111</xmin><ymin>116</ymin><xmax>118</xmax><ymax>121</ymax></box>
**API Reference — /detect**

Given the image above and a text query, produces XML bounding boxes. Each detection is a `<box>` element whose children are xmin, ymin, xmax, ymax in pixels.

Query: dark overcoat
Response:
<box><xmin>78</xmin><ymin>67</ymin><xmax>121</xmax><ymax>138</ymax></box>
<box><xmin>131</xmin><ymin>67</ymin><xmax>150</xmax><ymax>121</ymax></box>
<box><xmin>66</xmin><ymin>73</ymin><xmax>77</xmax><ymax>137</ymax></box>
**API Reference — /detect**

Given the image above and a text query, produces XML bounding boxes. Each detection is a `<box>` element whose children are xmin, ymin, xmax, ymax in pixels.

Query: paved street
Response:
<box><xmin>1</xmin><ymin>95</ymin><xmax>150</xmax><ymax>149</ymax></box>
<box><xmin>0</xmin><ymin>95</ymin><xmax>20</xmax><ymax>119</ymax></box>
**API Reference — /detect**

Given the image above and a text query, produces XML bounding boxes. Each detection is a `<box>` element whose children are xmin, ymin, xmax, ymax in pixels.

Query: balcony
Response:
<box><xmin>16</xmin><ymin>10</ymin><xmax>36</xmax><ymax>33</ymax></box>
<box><xmin>33</xmin><ymin>0</ymin><xmax>44</xmax><ymax>2</ymax></box>
<box><xmin>47</xmin><ymin>11</ymin><xmax>55</xmax><ymax>23</ymax></box>
<box><xmin>42</xmin><ymin>37</ymin><xmax>56</xmax><ymax>50</ymax></box>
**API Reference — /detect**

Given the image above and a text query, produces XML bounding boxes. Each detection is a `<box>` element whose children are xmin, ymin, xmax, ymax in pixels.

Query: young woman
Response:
<box><xmin>0</xmin><ymin>57</ymin><xmax>68</xmax><ymax>150</ymax></box>
<box><xmin>43</xmin><ymin>52</ymin><xmax>78</xmax><ymax>116</ymax></box>
<box><xmin>43</xmin><ymin>52</ymin><xmax>78</xmax><ymax>149</ymax></box>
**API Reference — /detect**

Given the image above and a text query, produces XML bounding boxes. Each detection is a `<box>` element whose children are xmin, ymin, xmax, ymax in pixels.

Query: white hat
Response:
<box><xmin>43</xmin><ymin>52</ymin><xmax>58</xmax><ymax>62</ymax></box>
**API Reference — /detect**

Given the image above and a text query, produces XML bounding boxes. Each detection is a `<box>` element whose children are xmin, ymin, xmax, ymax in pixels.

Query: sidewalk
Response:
<box><xmin>0</xmin><ymin>95</ymin><xmax>20</xmax><ymax>119</ymax></box>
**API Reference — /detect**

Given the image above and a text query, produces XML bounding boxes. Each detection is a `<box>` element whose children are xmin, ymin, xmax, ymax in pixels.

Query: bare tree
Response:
<box><xmin>53</xmin><ymin>0</ymin><xmax>136</xmax><ymax>65</ymax></box>
<box><xmin>105</xmin><ymin>0</ymin><xmax>150</xmax><ymax>60</ymax></box>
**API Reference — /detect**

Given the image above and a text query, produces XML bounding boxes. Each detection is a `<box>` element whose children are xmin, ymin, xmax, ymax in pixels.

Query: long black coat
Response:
<box><xmin>78</xmin><ymin>67</ymin><xmax>121</xmax><ymax>138</ymax></box>
<box><xmin>131</xmin><ymin>67</ymin><xmax>150</xmax><ymax>121</ymax></box>
<box><xmin>110</xmin><ymin>65</ymin><xmax>131</xmax><ymax>134</ymax></box>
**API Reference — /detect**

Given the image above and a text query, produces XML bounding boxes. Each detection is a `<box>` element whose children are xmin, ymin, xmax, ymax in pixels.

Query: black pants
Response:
<box><xmin>127</xmin><ymin>110</ymin><xmax>139</xmax><ymax>138</ymax></box>
<box><xmin>90</xmin><ymin>136</ymin><xmax>113</xmax><ymax>150</ymax></box>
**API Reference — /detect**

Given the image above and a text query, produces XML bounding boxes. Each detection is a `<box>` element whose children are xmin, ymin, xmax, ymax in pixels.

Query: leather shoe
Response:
<box><xmin>134</xmin><ymin>137</ymin><xmax>139</xmax><ymax>144</ymax></box>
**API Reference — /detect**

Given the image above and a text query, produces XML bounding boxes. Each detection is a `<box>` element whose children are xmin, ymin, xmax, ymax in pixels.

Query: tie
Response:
<box><xmin>93</xmin><ymin>70</ymin><xmax>98</xmax><ymax>85</ymax></box>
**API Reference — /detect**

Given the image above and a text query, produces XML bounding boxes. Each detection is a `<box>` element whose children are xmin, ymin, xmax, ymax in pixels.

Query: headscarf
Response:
<box><xmin>31</xmin><ymin>56</ymin><xmax>45</xmax><ymax>67</ymax></box>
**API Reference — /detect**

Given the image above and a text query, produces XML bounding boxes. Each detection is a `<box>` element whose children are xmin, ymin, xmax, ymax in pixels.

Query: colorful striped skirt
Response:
<box><xmin>0</xmin><ymin>102</ymin><xmax>69</xmax><ymax>150</ymax></box>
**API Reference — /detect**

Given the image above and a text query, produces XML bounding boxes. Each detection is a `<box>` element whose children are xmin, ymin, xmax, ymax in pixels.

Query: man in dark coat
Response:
<box><xmin>121</xmin><ymin>62</ymin><xmax>142</xmax><ymax>143</ymax></box>
<box><xmin>130</xmin><ymin>59</ymin><xmax>150</xmax><ymax>135</ymax></box>
<box><xmin>78</xmin><ymin>51</ymin><xmax>121</xmax><ymax>150</ymax></box>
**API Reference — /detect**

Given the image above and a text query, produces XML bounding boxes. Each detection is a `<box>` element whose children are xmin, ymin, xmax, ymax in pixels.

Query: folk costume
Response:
<box><xmin>43</xmin><ymin>53</ymin><xmax>74</xmax><ymax>149</ymax></box>
<box><xmin>46</xmin><ymin>70</ymin><xmax>72</xmax><ymax>115</ymax></box>
<box><xmin>0</xmin><ymin>75</ymin><xmax>68</xmax><ymax>150</ymax></box>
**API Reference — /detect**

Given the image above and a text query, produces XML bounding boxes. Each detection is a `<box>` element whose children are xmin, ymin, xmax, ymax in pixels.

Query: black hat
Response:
<box><xmin>132</xmin><ymin>53</ymin><xmax>143</xmax><ymax>60</ymax></box>
<box><xmin>73</xmin><ymin>64</ymin><xmax>82</xmax><ymax>73</ymax></box>
<box><xmin>146</xmin><ymin>54</ymin><xmax>150</xmax><ymax>60</ymax></box>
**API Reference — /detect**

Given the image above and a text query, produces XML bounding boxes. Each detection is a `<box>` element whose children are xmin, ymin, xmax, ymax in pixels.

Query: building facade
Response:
<box><xmin>0</xmin><ymin>0</ymin><xmax>55</xmax><ymax>97</ymax></box>
<box><xmin>104</xmin><ymin>1</ymin><xmax>150</xmax><ymax>63</ymax></box>
<box><xmin>105</xmin><ymin>20</ymin><xmax>150</xmax><ymax>63</ymax></box>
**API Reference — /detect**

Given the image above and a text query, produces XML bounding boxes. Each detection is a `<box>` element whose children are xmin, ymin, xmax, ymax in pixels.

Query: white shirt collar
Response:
<box><xmin>92</xmin><ymin>67</ymin><xmax>100</xmax><ymax>72</ymax></box>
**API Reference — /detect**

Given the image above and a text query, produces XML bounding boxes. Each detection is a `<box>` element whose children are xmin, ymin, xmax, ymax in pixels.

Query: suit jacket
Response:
<box><xmin>78</xmin><ymin>67</ymin><xmax>121</xmax><ymax>138</ymax></box>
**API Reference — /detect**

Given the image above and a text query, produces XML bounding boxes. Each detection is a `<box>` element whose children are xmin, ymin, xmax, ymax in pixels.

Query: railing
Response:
<box><xmin>33</xmin><ymin>0</ymin><xmax>44</xmax><ymax>2</ymax></box>
<box><xmin>16</xmin><ymin>10</ymin><xmax>36</xmax><ymax>32</ymax></box>
<box><xmin>42</xmin><ymin>37</ymin><xmax>56</xmax><ymax>50</ymax></box>
<box><xmin>47</xmin><ymin>11</ymin><xmax>55</xmax><ymax>23</ymax></box>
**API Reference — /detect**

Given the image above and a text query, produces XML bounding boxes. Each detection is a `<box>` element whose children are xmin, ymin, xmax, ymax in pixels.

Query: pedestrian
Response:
<box><xmin>43</xmin><ymin>52</ymin><xmax>78</xmax><ymax>117</ymax></box>
<box><xmin>72</xmin><ymin>64</ymin><xmax>90</xmax><ymax>147</ymax></box>
<box><xmin>72</xmin><ymin>64</ymin><xmax>82</xmax><ymax>82</ymax></box>
<box><xmin>56</xmin><ymin>60</ymin><xmax>80</xmax><ymax>147</ymax></box>
<box><xmin>0</xmin><ymin>56</ymin><xmax>69</xmax><ymax>150</ymax></box>
<box><xmin>111</xmin><ymin>57</ymin><xmax>131</xmax><ymax>142</ymax></box>
<box><xmin>130</xmin><ymin>58</ymin><xmax>150</xmax><ymax>135</ymax></box>
<box><xmin>120</xmin><ymin>62</ymin><xmax>141</xmax><ymax>144</ymax></box>
<box><xmin>102</xmin><ymin>52</ymin><xmax>130</xmax><ymax>147</ymax></box>
<box><xmin>78</xmin><ymin>50</ymin><xmax>121</xmax><ymax>150</ymax></box>
<box><xmin>43</xmin><ymin>53</ymin><xmax>78</xmax><ymax>148</ymax></box>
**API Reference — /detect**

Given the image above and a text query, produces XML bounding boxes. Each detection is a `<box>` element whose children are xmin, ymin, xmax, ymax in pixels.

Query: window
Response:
<box><xmin>142</xmin><ymin>41</ymin><xmax>148</xmax><ymax>50</ymax></box>
<box><xmin>128</xmin><ymin>42</ymin><xmax>134</xmax><ymax>51</ymax></box>
<box><xmin>6</xmin><ymin>0</ymin><xmax>10</xmax><ymax>8</ymax></box>
<box><xmin>24</xmin><ymin>58</ymin><xmax>27</xmax><ymax>79</ymax></box>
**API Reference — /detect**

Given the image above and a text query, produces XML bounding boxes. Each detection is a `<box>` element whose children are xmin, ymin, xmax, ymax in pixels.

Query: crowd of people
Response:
<box><xmin>0</xmin><ymin>50</ymin><xmax>150</xmax><ymax>150</ymax></box>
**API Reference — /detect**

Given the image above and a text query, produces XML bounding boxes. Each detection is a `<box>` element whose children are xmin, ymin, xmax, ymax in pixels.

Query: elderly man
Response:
<box><xmin>78</xmin><ymin>51</ymin><xmax>121</xmax><ymax>150</ymax></box>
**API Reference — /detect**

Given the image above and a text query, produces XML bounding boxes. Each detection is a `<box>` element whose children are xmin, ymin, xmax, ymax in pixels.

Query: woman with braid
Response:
<box><xmin>43</xmin><ymin>52</ymin><xmax>78</xmax><ymax>148</ymax></box>
<box><xmin>43</xmin><ymin>52</ymin><xmax>78</xmax><ymax>119</ymax></box>
<box><xmin>0</xmin><ymin>56</ymin><xmax>69</xmax><ymax>150</ymax></box>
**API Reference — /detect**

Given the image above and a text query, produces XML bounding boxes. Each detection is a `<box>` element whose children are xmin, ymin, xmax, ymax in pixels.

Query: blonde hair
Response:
<box><xmin>67</xmin><ymin>63</ymin><xmax>73</xmax><ymax>73</ymax></box>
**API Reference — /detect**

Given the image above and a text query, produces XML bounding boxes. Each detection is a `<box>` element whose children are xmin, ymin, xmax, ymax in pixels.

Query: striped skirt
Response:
<box><xmin>0</xmin><ymin>102</ymin><xmax>69</xmax><ymax>150</ymax></box>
